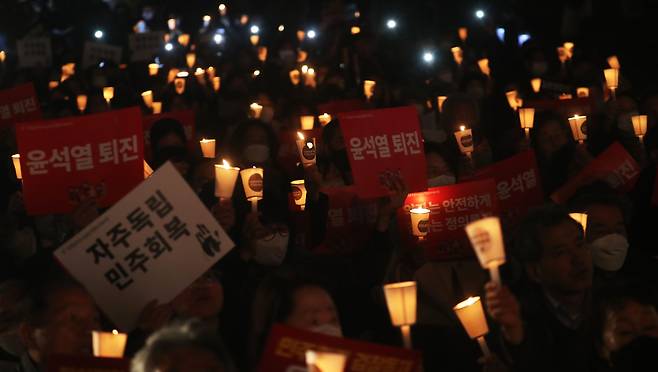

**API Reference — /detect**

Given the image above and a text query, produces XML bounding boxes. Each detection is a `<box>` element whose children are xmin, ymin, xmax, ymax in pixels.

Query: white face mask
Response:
<box><xmin>244</xmin><ymin>144</ymin><xmax>270</xmax><ymax>164</ymax></box>
<box><xmin>251</xmin><ymin>233</ymin><xmax>289</xmax><ymax>266</ymax></box>
<box><xmin>309</xmin><ymin>323</ymin><xmax>342</xmax><ymax>338</ymax></box>
<box><xmin>428</xmin><ymin>174</ymin><xmax>456</xmax><ymax>188</ymax></box>
<box><xmin>590</xmin><ymin>233</ymin><xmax>629</xmax><ymax>272</ymax></box>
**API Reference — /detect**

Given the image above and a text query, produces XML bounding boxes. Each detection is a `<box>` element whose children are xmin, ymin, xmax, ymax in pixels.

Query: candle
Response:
<box><xmin>569</xmin><ymin>213</ymin><xmax>588</xmax><ymax>234</ymax></box>
<box><xmin>250</xmin><ymin>103</ymin><xmax>263</xmax><ymax>119</ymax></box>
<box><xmin>194</xmin><ymin>67</ymin><xmax>205</xmax><ymax>79</ymax></box>
<box><xmin>212</xmin><ymin>77</ymin><xmax>221</xmax><ymax>92</ymax></box>
<box><xmin>453</xmin><ymin>297</ymin><xmax>491</xmax><ymax>357</ymax></box>
<box><xmin>257</xmin><ymin>46</ymin><xmax>268</xmax><ymax>62</ymax></box>
<box><xmin>143</xmin><ymin>160</ymin><xmax>154</xmax><ymax>179</ymax></box>
<box><xmin>206</xmin><ymin>66</ymin><xmax>216</xmax><ymax>79</ymax></box>
<box><xmin>297</xmin><ymin>50</ymin><xmax>308</xmax><ymax>63</ymax></box>
<box><xmin>301</xmin><ymin>65</ymin><xmax>309</xmax><ymax>74</ymax></box>
<box><xmin>632</xmin><ymin>115</ymin><xmax>648</xmax><ymax>143</ymax></box>
<box><xmin>167</xmin><ymin>68</ymin><xmax>180</xmax><ymax>84</ymax></box>
<box><xmin>218</xmin><ymin>3</ymin><xmax>227</xmax><ymax>16</ymax></box>
<box><xmin>607</xmin><ymin>55</ymin><xmax>621</xmax><ymax>70</ymax></box>
<box><xmin>505</xmin><ymin>90</ymin><xmax>520</xmax><ymax>111</ymax></box>
<box><xmin>174</xmin><ymin>77</ymin><xmax>186</xmax><ymax>95</ymax></box>
<box><xmin>199</xmin><ymin>138</ymin><xmax>216</xmax><ymax>158</ymax></box>
<box><xmin>557</xmin><ymin>47</ymin><xmax>568</xmax><ymax>65</ymax></box>
<box><xmin>454</xmin><ymin>125</ymin><xmax>474</xmax><ymax>158</ymax></box>
<box><xmin>318</xmin><ymin>113</ymin><xmax>332</xmax><ymax>126</ymax></box>
<box><xmin>249</xmin><ymin>35</ymin><xmax>260</xmax><ymax>46</ymax></box>
<box><xmin>576</xmin><ymin>87</ymin><xmax>590</xmax><ymax>98</ymax></box>
<box><xmin>531</xmin><ymin>78</ymin><xmax>542</xmax><ymax>94</ymax></box>
<box><xmin>306</xmin><ymin>351</ymin><xmax>347</xmax><ymax>372</ymax></box>
<box><xmin>152</xmin><ymin>102</ymin><xmax>162</xmax><ymax>114</ymax></box>
<box><xmin>92</xmin><ymin>330</ymin><xmax>127</xmax><ymax>358</ymax></box>
<box><xmin>148</xmin><ymin>63</ymin><xmax>159</xmax><ymax>76</ymax></box>
<box><xmin>604</xmin><ymin>68</ymin><xmax>619</xmax><ymax>98</ymax></box>
<box><xmin>518</xmin><ymin>108</ymin><xmax>535</xmax><ymax>139</ymax></box>
<box><xmin>297</xmin><ymin>30</ymin><xmax>305</xmax><ymax>42</ymax></box>
<box><xmin>451</xmin><ymin>46</ymin><xmax>463</xmax><ymax>65</ymax></box>
<box><xmin>0</xmin><ymin>51</ymin><xmax>5</xmax><ymax>63</ymax></box>
<box><xmin>202</xmin><ymin>15</ymin><xmax>211</xmax><ymax>27</ymax></box>
<box><xmin>559</xmin><ymin>93</ymin><xmax>573</xmax><ymax>100</ymax></box>
<box><xmin>305</xmin><ymin>68</ymin><xmax>316</xmax><ymax>88</ymax></box>
<box><xmin>351</xmin><ymin>26</ymin><xmax>361</xmax><ymax>35</ymax></box>
<box><xmin>167</xmin><ymin>18</ymin><xmax>177</xmax><ymax>31</ymax></box>
<box><xmin>477</xmin><ymin>58</ymin><xmax>490</xmax><ymax>77</ymax></box>
<box><xmin>458</xmin><ymin>27</ymin><xmax>468</xmax><ymax>42</ymax></box>
<box><xmin>11</xmin><ymin>154</ymin><xmax>21</xmax><ymax>180</ymax></box>
<box><xmin>363</xmin><ymin>80</ymin><xmax>376</xmax><ymax>101</ymax></box>
<box><xmin>410</xmin><ymin>208</ymin><xmax>430</xmax><ymax>240</ymax></box>
<box><xmin>291</xmin><ymin>180</ymin><xmax>307</xmax><ymax>210</ymax></box>
<box><xmin>61</xmin><ymin>63</ymin><xmax>76</xmax><ymax>78</ymax></box>
<box><xmin>289</xmin><ymin>70</ymin><xmax>301</xmax><ymax>85</ymax></box>
<box><xmin>437</xmin><ymin>96</ymin><xmax>447</xmax><ymax>113</ymax></box>
<box><xmin>141</xmin><ymin>90</ymin><xmax>153</xmax><ymax>108</ymax></box>
<box><xmin>48</xmin><ymin>81</ymin><xmax>59</xmax><ymax>90</ymax></box>
<box><xmin>465</xmin><ymin>216</ymin><xmax>506</xmax><ymax>285</ymax></box>
<box><xmin>300</xmin><ymin>115</ymin><xmax>314</xmax><ymax>130</ymax></box>
<box><xmin>103</xmin><ymin>87</ymin><xmax>114</xmax><ymax>105</ymax></box>
<box><xmin>240</xmin><ymin>167</ymin><xmax>264</xmax><ymax>212</ymax></box>
<box><xmin>240</xmin><ymin>15</ymin><xmax>249</xmax><ymax>25</ymax></box>
<box><xmin>76</xmin><ymin>95</ymin><xmax>87</xmax><ymax>113</ymax></box>
<box><xmin>563</xmin><ymin>42</ymin><xmax>574</xmax><ymax>59</ymax></box>
<box><xmin>383</xmin><ymin>281</ymin><xmax>417</xmax><ymax>349</ymax></box>
<box><xmin>178</xmin><ymin>33</ymin><xmax>190</xmax><ymax>47</ymax></box>
<box><xmin>296</xmin><ymin>132</ymin><xmax>317</xmax><ymax>167</ymax></box>
<box><xmin>568</xmin><ymin>115</ymin><xmax>587</xmax><ymax>144</ymax></box>
<box><xmin>186</xmin><ymin>53</ymin><xmax>196</xmax><ymax>69</ymax></box>
<box><xmin>252</xmin><ymin>69</ymin><xmax>261</xmax><ymax>78</ymax></box>
<box><xmin>214</xmin><ymin>159</ymin><xmax>240</xmax><ymax>200</ymax></box>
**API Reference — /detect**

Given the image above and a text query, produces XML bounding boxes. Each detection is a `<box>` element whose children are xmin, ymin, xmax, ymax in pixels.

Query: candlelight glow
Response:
<box><xmin>200</xmin><ymin>138</ymin><xmax>216</xmax><ymax>158</ymax></box>
<box><xmin>351</xmin><ymin>26</ymin><xmax>361</xmax><ymax>35</ymax></box>
<box><xmin>577</xmin><ymin>87</ymin><xmax>589</xmax><ymax>98</ymax></box>
<box><xmin>632</xmin><ymin>115</ymin><xmax>648</xmax><ymax>140</ymax></box>
<box><xmin>141</xmin><ymin>90</ymin><xmax>153</xmax><ymax>108</ymax></box>
<box><xmin>92</xmin><ymin>330</ymin><xmax>127</xmax><ymax>358</ymax></box>
<box><xmin>77</xmin><ymin>95</ymin><xmax>88</xmax><ymax>113</ymax></box>
<box><xmin>531</xmin><ymin>78</ymin><xmax>542</xmax><ymax>93</ymax></box>
<box><xmin>453</xmin><ymin>296</ymin><xmax>489</xmax><ymax>339</ymax></box>
<box><xmin>318</xmin><ymin>113</ymin><xmax>332</xmax><ymax>126</ymax></box>
<box><xmin>437</xmin><ymin>96</ymin><xmax>447</xmax><ymax>112</ymax></box>
<box><xmin>451</xmin><ymin>46</ymin><xmax>463</xmax><ymax>65</ymax></box>
<box><xmin>218</xmin><ymin>4</ymin><xmax>227</xmax><ymax>16</ymax></box>
<box><xmin>477</xmin><ymin>58</ymin><xmax>490</xmax><ymax>77</ymax></box>
<box><xmin>103</xmin><ymin>87</ymin><xmax>114</xmax><ymax>103</ymax></box>
<box><xmin>569</xmin><ymin>213</ymin><xmax>588</xmax><ymax>233</ymax></box>
<box><xmin>250</xmin><ymin>103</ymin><xmax>263</xmax><ymax>119</ymax></box>
<box><xmin>240</xmin><ymin>15</ymin><xmax>249</xmax><ymax>25</ymax></box>
<box><xmin>49</xmin><ymin>81</ymin><xmax>59</xmax><ymax>90</ymax></box>
<box><xmin>383</xmin><ymin>281</ymin><xmax>417</xmax><ymax>326</ymax></box>
<box><xmin>0</xmin><ymin>51</ymin><xmax>5</xmax><ymax>63</ymax></box>
<box><xmin>186</xmin><ymin>53</ymin><xmax>196</xmax><ymax>68</ymax></box>
<box><xmin>148</xmin><ymin>63</ymin><xmax>159</xmax><ymax>76</ymax></box>
<box><xmin>178</xmin><ymin>34</ymin><xmax>190</xmax><ymax>47</ymax></box>
<box><xmin>604</xmin><ymin>68</ymin><xmax>619</xmax><ymax>91</ymax></box>
<box><xmin>252</xmin><ymin>69</ymin><xmax>261</xmax><ymax>77</ymax></box>
<box><xmin>167</xmin><ymin>18</ymin><xmax>177</xmax><ymax>31</ymax></box>
<box><xmin>459</xmin><ymin>125</ymin><xmax>466</xmax><ymax>131</ymax></box>
<box><xmin>458</xmin><ymin>27</ymin><xmax>468</xmax><ymax>42</ymax></box>
<box><xmin>11</xmin><ymin>154</ymin><xmax>21</xmax><ymax>180</ymax></box>
<box><xmin>568</xmin><ymin>115</ymin><xmax>588</xmax><ymax>143</ymax></box>
<box><xmin>249</xmin><ymin>35</ymin><xmax>260</xmax><ymax>46</ymax></box>
<box><xmin>297</xmin><ymin>30</ymin><xmax>305</xmax><ymax>42</ymax></box>
<box><xmin>607</xmin><ymin>55</ymin><xmax>621</xmax><ymax>70</ymax></box>
<box><xmin>212</xmin><ymin>77</ymin><xmax>221</xmax><ymax>92</ymax></box>
<box><xmin>297</xmin><ymin>132</ymin><xmax>305</xmax><ymax>141</ymax></box>
<box><xmin>152</xmin><ymin>102</ymin><xmax>162</xmax><ymax>114</ymax></box>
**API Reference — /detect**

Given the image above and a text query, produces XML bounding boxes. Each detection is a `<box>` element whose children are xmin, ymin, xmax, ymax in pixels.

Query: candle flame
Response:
<box><xmin>297</xmin><ymin>132</ymin><xmax>305</xmax><ymax>140</ymax></box>
<box><xmin>222</xmin><ymin>159</ymin><xmax>230</xmax><ymax>167</ymax></box>
<box><xmin>459</xmin><ymin>125</ymin><xmax>466</xmax><ymax>131</ymax></box>
<box><xmin>410</xmin><ymin>207</ymin><xmax>430</xmax><ymax>214</ymax></box>
<box><xmin>454</xmin><ymin>296</ymin><xmax>480</xmax><ymax>310</ymax></box>
<box><xmin>141</xmin><ymin>90</ymin><xmax>152</xmax><ymax>97</ymax></box>
<box><xmin>112</xmin><ymin>329</ymin><xmax>119</xmax><ymax>335</ymax></box>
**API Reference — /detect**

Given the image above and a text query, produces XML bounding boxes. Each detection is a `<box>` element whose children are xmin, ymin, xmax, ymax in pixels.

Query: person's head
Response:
<box><xmin>171</xmin><ymin>270</ymin><xmax>223</xmax><ymax>321</ymax></box>
<box><xmin>276</xmin><ymin>282</ymin><xmax>341</xmax><ymax>337</ymax></box>
<box><xmin>533</xmin><ymin>114</ymin><xmax>571</xmax><ymax>161</ymax></box>
<box><xmin>570</xmin><ymin>189</ymin><xmax>629</xmax><ymax>272</ymax></box>
<box><xmin>18</xmin><ymin>274</ymin><xmax>101</xmax><ymax>364</ymax></box>
<box><xmin>131</xmin><ymin>320</ymin><xmax>231</xmax><ymax>372</ymax></box>
<box><xmin>319</xmin><ymin>120</ymin><xmax>351</xmax><ymax>186</ymax></box>
<box><xmin>515</xmin><ymin>204</ymin><xmax>592</xmax><ymax>296</ymax></box>
<box><xmin>424</xmin><ymin>141</ymin><xmax>457</xmax><ymax>187</ymax></box>
<box><xmin>440</xmin><ymin>94</ymin><xmax>481</xmax><ymax>133</ymax></box>
<box><xmin>595</xmin><ymin>283</ymin><xmax>658</xmax><ymax>369</ymax></box>
<box><xmin>248</xmin><ymin>224</ymin><xmax>290</xmax><ymax>267</ymax></box>
<box><xmin>229</xmin><ymin>120</ymin><xmax>278</xmax><ymax>166</ymax></box>
<box><xmin>149</xmin><ymin>118</ymin><xmax>189</xmax><ymax>175</ymax></box>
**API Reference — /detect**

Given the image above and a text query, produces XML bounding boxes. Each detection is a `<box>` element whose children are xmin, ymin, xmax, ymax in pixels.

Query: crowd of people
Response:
<box><xmin>2</xmin><ymin>0</ymin><xmax>658</xmax><ymax>371</ymax></box>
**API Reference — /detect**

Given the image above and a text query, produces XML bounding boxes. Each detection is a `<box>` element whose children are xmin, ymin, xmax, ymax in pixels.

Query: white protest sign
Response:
<box><xmin>55</xmin><ymin>162</ymin><xmax>234</xmax><ymax>330</ymax></box>
<box><xmin>82</xmin><ymin>42</ymin><xmax>123</xmax><ymax>68</ymax></box>
<box><xmin>17</xmin><ymin>37</ymin><xmax>52</xmax><ymax>68</ymax></box>
<box><xmin>129</xmin><ymin>32</ymin><xmax>165</xmax><ymax>62</ymax></box>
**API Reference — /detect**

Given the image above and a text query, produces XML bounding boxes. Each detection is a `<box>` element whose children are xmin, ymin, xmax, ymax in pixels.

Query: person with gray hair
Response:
<box><xmin>130</xmin><ymin>320</ymin><xmax>234</xmax><ymax>372</ymax></box>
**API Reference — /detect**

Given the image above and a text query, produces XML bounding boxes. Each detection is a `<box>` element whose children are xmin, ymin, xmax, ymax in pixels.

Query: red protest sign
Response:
<box><xmin>47</xmin><ymin>355</ymin><xmax>129</xmax><ymax>372</ymax></box>
<box><xmin>551</xmin><ymin>142</ymin><xmax>640</xmax><ymax>204</ymax></box>
<box><xmin>397</xmin><ymin>179</ymin><xmax>499</xmax><ymax>261</ymax></box>
<box><xmin>471</xmin><ymin>151</ymin><xmax>544</xmax><ymax>227</ymax></box>
<box><xmin>258</xmin><ymin>324</ymin><xmax>422</xmax><ymax>372</ymax></box>
<box><xmin>142</xmin><ymin>110</ymin><xmax>195</xmax><ymax>161</ymax></box>
<box><xmin>338</xmin><ymin>106</ymin><xmax>427</xmax><ymax>198</ymax></box>
<box><xmin>318</xmin><ymin>99</ymin><xmax>366</xmax><ymax>116</ymax></box>
<box><xmin>16</xmin><ymin>107</ymin><xmax>144</xmax><ymax>215</ymax></box>
<box><xmin>0</xmin><ymin>83</ymin><xmax>42</xmax><ymax>127</ymax></box>
<box><xmin>312</xmin><ymin>186</ymin><xmax>379</xmax><ymax>255</ymax></box>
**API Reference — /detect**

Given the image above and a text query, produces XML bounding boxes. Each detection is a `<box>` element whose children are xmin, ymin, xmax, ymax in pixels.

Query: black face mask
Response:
<box><xmin>154</xmin><ymin>146</ymin><xmax>188</xmax><ymax>167</ymax></box>
<box><xmin>610</xmin><ymin>336</ymin><xmax>658</xmax><ymax>371</ymax></box>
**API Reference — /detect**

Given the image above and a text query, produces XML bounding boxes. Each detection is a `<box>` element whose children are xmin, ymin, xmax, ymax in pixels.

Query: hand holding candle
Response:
<box><xmin>383</xmin><ymin>281</ymin><xmax>417</xmax><ymax>349</ymax></box>
<box><xmin>465</xmin><ymin>216</ymin><xmax>506</xmax><ymax>285</ymax></box>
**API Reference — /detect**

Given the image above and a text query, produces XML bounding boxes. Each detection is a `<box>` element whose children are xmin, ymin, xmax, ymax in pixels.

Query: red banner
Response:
<box><xmin>16</xmin><ymin>107</ymin><xmax>144</xmax><ymax>215</ymax></box>
<box><xmin>142</xmin><ymin>110</ymin><xmax>195</xmax><ymax>161</ymax></box>
<box><xmin>0</xmin><ymin>83</ymin><xmax>42</xmax><ymax>127</ymax></box>
<box><xmin>397</xmin><ymin>179</ymin><xmax>499</xmax><ymax>261</ymax></box>
<box><xmin>471</xmin><ymin>151</ymin><xmax>544</xmax><ymax>227</ymax></box>
<box><xmin>318</xmin><ymin>99</ymin><xmax>366</xmax><ymax>116</ymax></box>
<box><xmin>47</xmin><ymin>355</ymin><xmax>129</xmax><ymax>372</ymax></box>
<box><xmin>258</xmin><ymin>324</ymin><xmax>422</xmax><ymax>372</ymax></box>
<box><xmin>338</xmin><ymin>106</ymin><xmax>427</xmax><ymax>198</ymax></box>
<box><xmin>551</xmin><ymin>142</ymin><xmax>640</xmax><ymax>204</ymax></box>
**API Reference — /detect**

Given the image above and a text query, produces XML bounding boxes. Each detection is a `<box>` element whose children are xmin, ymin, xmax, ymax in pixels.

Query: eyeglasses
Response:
<box><xmin>261</xmin><ymin>226</ymin><xmax>289</xmax><ymax>242</ymax></box>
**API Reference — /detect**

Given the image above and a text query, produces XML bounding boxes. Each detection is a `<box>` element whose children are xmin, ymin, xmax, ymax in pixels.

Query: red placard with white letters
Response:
<box><xmin>142</xmin><ymin>110</ymin><xmax>195</xmax><ymax>161</ymax></box>
<box><xmin>397</xmin><ymin>179</ymin><xmax>499</xmax><ymax>261</ymax></box>
<box><xmin>0</xmin><ymin>83</ymin><xmax>42</xmax><ymax>127</ymax></box>
<box><xmin>16</xmin><ymin>107</ymin><xmax>144</xmax><ymax>215</ymax></box>
<box><xmin>338</xmin><ymin>106</ymin><xmax>427</xmax><ymax>198</ymax></box>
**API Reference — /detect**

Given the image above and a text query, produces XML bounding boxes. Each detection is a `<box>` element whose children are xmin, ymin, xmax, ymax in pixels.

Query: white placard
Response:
<box><xmin>82</xmin><ymin>42</ymin><xmax>123</xmax><ymax>68</ymax></box>
<box><xmin>17</xmin><ymin>37</ymin><xmax>52</xmax><ymax>68</ymax></box>
<box><xmin>129</xmin><ymin>32</ymin><xmax>165</xmax><ymax>62</ymax></box>
<box><xmin>55</xmin><ymin>162</ymin><xmax>234</xmax><ymax>331</ymax></box>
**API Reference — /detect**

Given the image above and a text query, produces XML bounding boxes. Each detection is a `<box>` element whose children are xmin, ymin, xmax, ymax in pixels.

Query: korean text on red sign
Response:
<box><xmin>54</xmin><ymin>162</ymin><xmax>235</xmax><ymax>330</ymax></box>
<box><xmin>338</xmin><ymin>106</ymin><xmax>427</xmax><ymax>198</ymax></box>
<box><xmin>16</xmin><ymin>107</ymin><xmax>144</xmax><ymax>215</ymax></box>
<box><xmin>259</xmin><ymin>324</ymin><xmax>422</xmax><ymax>372</ymax></box>
<box><xmin>397</xmin><ymin>179</ymin><xmax>499</xmax><ymax>261</ymax></box>
<box><xmin>0</xmin><ymin>83</ymin><xmax>42</xmax><ymax>127</ymax></box>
